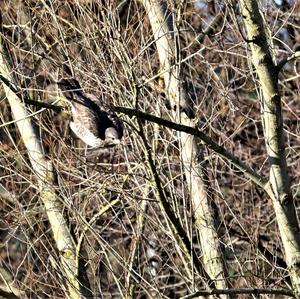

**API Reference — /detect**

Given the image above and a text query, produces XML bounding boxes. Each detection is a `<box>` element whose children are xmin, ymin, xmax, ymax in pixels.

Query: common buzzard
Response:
<box><xmin>58</xmin><ymin>79</ymin><xmax>123</xmax><ymax>148</ymax></box>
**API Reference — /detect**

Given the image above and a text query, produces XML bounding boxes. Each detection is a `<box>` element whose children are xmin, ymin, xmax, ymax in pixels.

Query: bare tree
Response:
<box><xmin>138</xmin><ymin>0</ymin><xmax>229</xmax><ymax>293</ymax></box>
<box><xmin>1</xmin><ymin>0</ymin><xmax>300</xmax><ymax>298</ymax></box>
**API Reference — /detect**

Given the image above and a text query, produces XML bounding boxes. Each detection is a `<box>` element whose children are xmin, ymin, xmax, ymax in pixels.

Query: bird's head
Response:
<box><xmin>105</xmin><ymin>127</ymin><xmax>121</xmax><ymax>145</ymax></box>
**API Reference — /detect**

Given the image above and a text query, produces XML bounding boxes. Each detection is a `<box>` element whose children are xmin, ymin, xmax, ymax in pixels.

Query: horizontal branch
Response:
<box><xmin>0</xmin><ymin>74</ymin><xmax>62</xmax><ymax>112</ymax></box>
<box><xmin>0</xmin><ymin>78</ymin><xmax>267</xmax><ymax>192</ymax></box>
<box><xmin>114</xmin><ymin>106</ymin><xmax>268</xmax><ymax>190</ymax></box>
<box><xmin>180</xmin><ymin>287</ymin><xmax>295</xmax><ymax>299</ymax></box>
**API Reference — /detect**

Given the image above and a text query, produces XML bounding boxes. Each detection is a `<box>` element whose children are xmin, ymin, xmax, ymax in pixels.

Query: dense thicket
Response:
<box><xmin>0</xmin><ymin>0</ymin><xmax>300</xmax><ymax>298</ymax></box>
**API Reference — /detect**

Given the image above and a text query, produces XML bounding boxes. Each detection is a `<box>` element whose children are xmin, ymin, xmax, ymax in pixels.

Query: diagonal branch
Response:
<box><xmin>115</xmin><ymin>106</ymin><xmax>267</xmax><ymax>189</ymax></box>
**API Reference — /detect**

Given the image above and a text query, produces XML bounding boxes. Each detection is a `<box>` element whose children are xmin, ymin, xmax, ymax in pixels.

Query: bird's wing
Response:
<box><xmin>70</xmin><ymin>95</ymin><xmax>103</xmax><ymax>139</ymax></box>
<box><xmin>86</xmin><ymin>94</ymin><xmax>124</xmax><ymax>139</ymax></box>
<box><xmin>69</xmin><ymin>121</ymin><xmax>100</xmax><ymax>147</ymax></box>
<box><xmin>58</xmin><ymin>80</ymin><xmax>123</xmax><ymax>141</ymax></box>
<box><xmin>58</xmin><ymin>80</ymin><xmax>104</xmax><ymax>139</ymax></box>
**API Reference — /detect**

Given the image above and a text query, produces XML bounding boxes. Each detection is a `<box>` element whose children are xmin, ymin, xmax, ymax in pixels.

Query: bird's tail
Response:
<box><xmin>57</xmin><ymin>78</ymin><xmax>82</xmax><ymax>93</ymax></box>
<box><xmin>57</xmin><ymin>78</ymin><xmax>100</xmax><ymax>111</ymax></box>
<box><xmin>57</xmin><ymin>78</ymin><xmax>86</xmax><ymax>103</ymax></box>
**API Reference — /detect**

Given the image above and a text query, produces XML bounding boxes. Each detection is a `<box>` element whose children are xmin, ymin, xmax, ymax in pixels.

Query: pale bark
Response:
<box><xmin>138</xmin><ymin>0</ymin><xmax>229</xmax><ymax>292</ymax></box>
<box><xmin>0</xmin><ymin>38</ymin><xmax>84</xmax><ymax>299</ymax></box>
<box><xmin>240</xmin><ymin>0</ymin><xmax>300</xmax><ymax>296</ymax></box>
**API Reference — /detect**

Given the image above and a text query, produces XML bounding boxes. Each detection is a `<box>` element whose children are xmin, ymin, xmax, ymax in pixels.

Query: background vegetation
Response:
<box><xmin>0</xmin><ymin>0</ymin><xmax>300</xmax><ymax>298</ymax></box>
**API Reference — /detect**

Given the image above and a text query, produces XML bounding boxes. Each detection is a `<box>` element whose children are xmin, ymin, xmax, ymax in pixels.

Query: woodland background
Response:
<box><xmin>0</xmin><ymin>0</ymin><xmax>300</xmax><ymax>298</ymax></box>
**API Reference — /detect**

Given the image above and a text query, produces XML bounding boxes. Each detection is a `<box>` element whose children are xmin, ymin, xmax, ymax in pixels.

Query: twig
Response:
<box><xmin>0</xmin><ymin>74</ymin><xmax>62</xmax><ymax>112</ymax></box>
<box><xmin>277</xmin><ymin>51</ymin><xmax>300</xmax><ymax>71</ymax></box>
<box><xmin>196</xmin><ymin>10</ymin><xmax>225</xmax><ymax>44</ymax></box>
<box><xmin>114</xmin><ymin>106</ymin><xmax>267</xmax><ymax>189</ymax></box>
<box><xmin>180</xmin><ymin>287</ymin><xmax>295</xmax><ymax>299</ymax></box>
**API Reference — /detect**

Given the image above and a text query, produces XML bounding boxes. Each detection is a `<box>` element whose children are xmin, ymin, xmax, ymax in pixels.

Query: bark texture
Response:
<box><xmin>240</xmin><ymin>0</ymin><xmax>300</xmax><ymax>296</ymax></box>
<box><xmin>0</xmin><ymin>37</ymin><xmax>85</xmax><ymax>299</ymax></box>
<box><xmin>138</xmin><ymin>0</ymin><xmax>229</xmax><ymax>292</ymax></box>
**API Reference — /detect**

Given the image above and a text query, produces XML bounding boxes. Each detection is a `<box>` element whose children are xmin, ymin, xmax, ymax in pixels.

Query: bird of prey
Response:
<box><xmin>57</xmin><ymin>79</ymin><xmax>123</xmax><ymax>148</ymax></box>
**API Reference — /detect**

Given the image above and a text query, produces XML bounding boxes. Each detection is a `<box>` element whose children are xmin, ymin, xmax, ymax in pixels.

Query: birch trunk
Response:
<box><xmin>0</xmin><ymin>38</ymin><xmax>85</xmax><ymax>299</ymax></box>
<box><xmin>138</xmin><ymin>0</ymin><xmax>229</xmax><ymax>292</ymax></box>
<box><xmin>240</xmin><ymin>0</ymin><xmax>300</xmax><ymax>296</ymax></box>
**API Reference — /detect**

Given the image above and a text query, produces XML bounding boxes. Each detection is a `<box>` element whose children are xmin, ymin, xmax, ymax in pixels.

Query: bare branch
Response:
<box><xmin>115</xmin><ymin>106</ymin><xmax>267</xmax><ymax>189</ymax></box>
<box><xmin>180</xmin><ymin>287</ymin><xmax>295</xmax><ymax>299</ymax></box>
<box><xmin>277</xmin><ymin>51</ymin><xmax>300</xmax><ymax>71</ymax></box>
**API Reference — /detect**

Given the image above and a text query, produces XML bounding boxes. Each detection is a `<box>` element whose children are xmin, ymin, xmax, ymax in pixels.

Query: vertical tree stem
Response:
<box><xmin>240</xmin><ymin>0</ymin><xmax>300</xmax><ymax>296</ymax></box>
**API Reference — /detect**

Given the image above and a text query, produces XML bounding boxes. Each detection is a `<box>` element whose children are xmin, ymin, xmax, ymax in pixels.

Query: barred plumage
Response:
<box><xmin>58</xmin><ymin>79</ymin><xmax>123</xmax><ymax>148</ymax></box>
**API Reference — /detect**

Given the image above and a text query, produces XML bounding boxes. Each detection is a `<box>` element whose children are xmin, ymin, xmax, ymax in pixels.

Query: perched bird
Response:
<box><xmin>57</xmin><ymin>79</ymin><xmax>123</xmax><ymax>148</ymax></box>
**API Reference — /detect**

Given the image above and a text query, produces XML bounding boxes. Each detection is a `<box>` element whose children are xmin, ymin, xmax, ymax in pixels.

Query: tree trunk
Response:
<box><xmin>0</xmin><ymin>36</ymin><xmax>86</xmax><ymax>299</ymax></box>
<box><xmin>240</xmin><ymin>0</ymin><xmax>300</xmax><ymax>296</ymax></box>
<box><xmin>138</xmin><ymin>0</ymin><xmax>229</xmax><ymax>293</ymax></box>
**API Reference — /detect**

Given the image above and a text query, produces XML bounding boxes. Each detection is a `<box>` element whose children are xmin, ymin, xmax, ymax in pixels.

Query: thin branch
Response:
<box><xmin>137</xmin><ymin>121</ymin><xmax>216</xmax><ymax>288</ymax></box>
<box><xmin>76</xmin><ymin>197</ymin><xmax>121</xmax><ymax>258</ymax></box>
<box><xmin>180</xmin><ymin>287</ymin><xmax>295</xmax><ymax>299</ymax></box>
<box><xmin>277</xmin><ymin>51</ymin><xmax>300</xmax><ymax>71</ymax></box>
<box><xmin>114</xmin><ymin>106</ymin><xmax>267</xmax><ymax>189</ymax></box>
<box><xmin>196</xmin><ymin>9</ymin><xmax>225</xmax><ymax>44</ymax></box>
<box><xmin>0</xmin><ymin>74</ymin><xmax>63</xmax><ymax>112</ymax></box>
